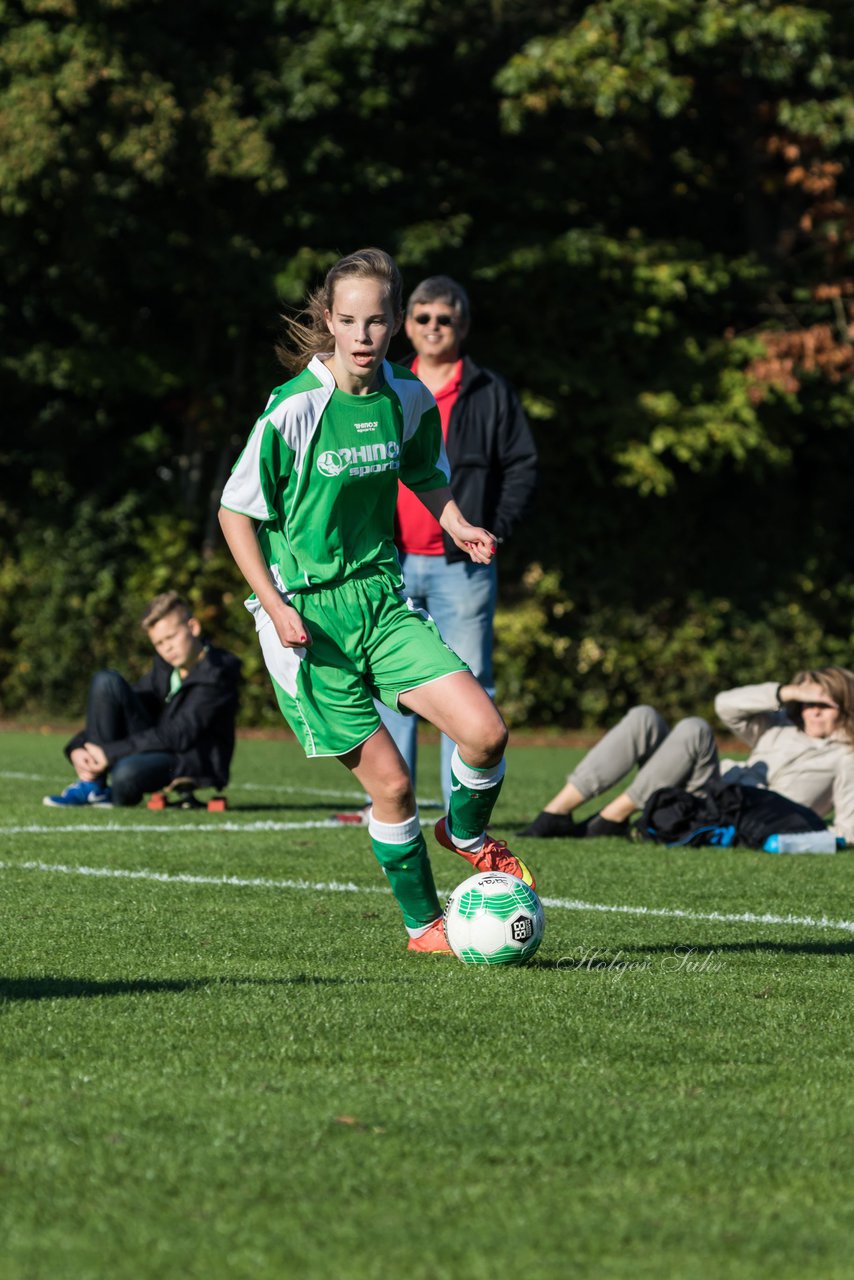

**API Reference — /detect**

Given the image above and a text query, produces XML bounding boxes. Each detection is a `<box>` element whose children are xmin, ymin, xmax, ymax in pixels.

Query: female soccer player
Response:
<box><xmin>219</xmin><ymin>248</ymin><xmax>535</xmax><ymax>953</ymax></box>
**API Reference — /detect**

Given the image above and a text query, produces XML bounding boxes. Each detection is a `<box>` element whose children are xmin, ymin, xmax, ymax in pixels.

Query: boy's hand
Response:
<box><xmin>70</xmin><ymin>744</ymin><xmax>107</xmax><ymax>780</ymax></box>
<box><xmin>83</xmin><ymin>743</ymin><xmax>109</xmax><ymax>773</ymax></box>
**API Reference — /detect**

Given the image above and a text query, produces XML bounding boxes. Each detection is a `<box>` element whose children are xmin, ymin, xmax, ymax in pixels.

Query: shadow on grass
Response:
<box><xmin>622</xmin><ymin>938</ymin><xmax>854</xmax><ymax>957</ymax></box>
<box><xmin>0</xmin><ymin>974</ymin><xmax>360</xmax><ymax>1002</ymax></box>
<box><xmin>531</xmin><ymin>938</ymin><xmax>854</xmax><ymax>967</ymax></box>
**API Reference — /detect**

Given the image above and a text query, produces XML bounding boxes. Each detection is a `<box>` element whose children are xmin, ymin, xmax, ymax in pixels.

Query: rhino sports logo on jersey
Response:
<box><xmin>316</xmin><ymin>440</ymin><xmax>400</xmax><ymax>479</ymax></box>
<box><xmin>316</xmin><ymin>451</ymin><xmax>347</xmax><ymax>477</ymax></box>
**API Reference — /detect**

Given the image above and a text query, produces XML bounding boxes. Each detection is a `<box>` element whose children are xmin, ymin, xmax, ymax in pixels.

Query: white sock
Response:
<box><xmin>406</xmin><ymin>917</ymin><xmax>442</xmax><ymax>939</ymax></box>
<box><xmin>447</xmin><ymin>829</ymin><xmax>486</xmax><ymax>854</ymax></box>
<box><xmin>367</xmin><ymin>812</ymin><xmax>421</xmax><ymax>844</ymax></box>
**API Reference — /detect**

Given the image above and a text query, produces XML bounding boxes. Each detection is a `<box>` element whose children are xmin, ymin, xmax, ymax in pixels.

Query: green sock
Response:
<box><xmin>368</xmin><ymin>813</ymin><xmax>441</xmax><ymax>931</ymax></box>
<box><xmin>447</xmin><ymin>748</ymin><xmax>506</xmax><ymax>843</ymax></box>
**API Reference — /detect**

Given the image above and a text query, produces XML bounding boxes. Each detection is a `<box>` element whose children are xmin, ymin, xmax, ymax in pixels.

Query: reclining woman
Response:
<box><xmin>518</xmin><ymin>668</ymin><xmax>854</xmax><ymax>846</ymax></box>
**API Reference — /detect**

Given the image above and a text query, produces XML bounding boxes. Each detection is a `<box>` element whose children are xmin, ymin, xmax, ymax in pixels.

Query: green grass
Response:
<box><xmin>1</xmin><ymin>731</ymin><xmax>852</xmax><ymax>1279</ymax></box>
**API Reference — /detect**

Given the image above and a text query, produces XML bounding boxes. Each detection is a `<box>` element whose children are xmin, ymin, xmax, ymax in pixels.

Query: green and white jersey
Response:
<box><xmin>222</xmin><ymin>356</ymin><xmax>449</xmax><ymax>592</ymax></box>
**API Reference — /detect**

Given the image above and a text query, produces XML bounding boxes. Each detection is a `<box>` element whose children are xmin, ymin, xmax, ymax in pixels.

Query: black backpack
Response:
<box><xmin>637</xmin><ymin>781</ymin><xmax>827</xmax><ymax>849</ymax></box>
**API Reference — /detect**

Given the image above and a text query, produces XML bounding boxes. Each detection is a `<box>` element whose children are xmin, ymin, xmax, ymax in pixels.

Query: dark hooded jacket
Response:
<box><xmin>400</xmin><ymin>353</ymin><xmax>538</xmax><ymax>563</ymax></box>
<box><xmin>65</xmin><ymin>644</ymin><xmax>241</xmax><ymax>788</ymax></box>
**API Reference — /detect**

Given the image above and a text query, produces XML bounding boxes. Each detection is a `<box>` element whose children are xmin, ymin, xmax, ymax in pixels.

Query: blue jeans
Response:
<box><xmin>378</xmin><ymin>554</ymin><xmax>497</xmax><ymax>809</ymax></box>
<box><xmin>86</xmin><ymin>670</ymin><xmax>176</xmax><ymax>807</ymax></box>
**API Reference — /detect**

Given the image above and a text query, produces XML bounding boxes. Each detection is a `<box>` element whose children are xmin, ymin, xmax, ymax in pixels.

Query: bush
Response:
<box><xmin>494</xmin><ymin>564</ymin><xmax>854</xmax><ymax>730</ymax></box>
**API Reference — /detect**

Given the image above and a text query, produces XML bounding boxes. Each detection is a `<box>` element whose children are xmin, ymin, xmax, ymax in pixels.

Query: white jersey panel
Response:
<box><xmin>221</xmin><ymin>363</ymin><xmax>334</xmax><ymax>518</ymax></box>
<box><xmin>386</xmin><ymin>361</ymin><xmax>451</xmax><ymax>481</ymax></box>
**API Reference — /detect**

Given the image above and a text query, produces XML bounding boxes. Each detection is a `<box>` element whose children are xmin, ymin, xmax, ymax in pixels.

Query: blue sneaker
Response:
<box><xmin>43</xmin><ymin>780</ymin><xmax>112</xmax><ymax>808</ymax></box>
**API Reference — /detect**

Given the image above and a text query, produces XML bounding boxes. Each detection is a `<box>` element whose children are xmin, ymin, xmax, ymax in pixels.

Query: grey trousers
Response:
<box><xmin>569</xmin><ymin>706</ymin><xmax>721</xmax><ymax>808</ymax></box>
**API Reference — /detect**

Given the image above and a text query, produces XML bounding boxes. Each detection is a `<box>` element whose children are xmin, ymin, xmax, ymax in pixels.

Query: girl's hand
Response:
<box><xmin>460</xmin><ymin>531</ymin><xmax>498</xmax><ymax>564</ymax></box>
<box><xmin>448</xmin><ymin>520</ymin><xmax>498</xmax><ymax>565</ymax></box>
<box><xmin>272</xmin><ymin>602</ymin><xmax>313</xmax><ymax>649</ymax></box>
<box><xmin>418</xmin><ymin>491</ymin><xmax>498</xmax><ymax>563</ymax></box>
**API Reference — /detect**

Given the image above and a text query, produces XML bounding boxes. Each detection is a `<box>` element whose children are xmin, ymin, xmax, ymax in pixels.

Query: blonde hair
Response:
<box><xmin>789</xmin><ymin>665</ymin><xmax>854</xmax><ymax>748</ymax></box>
<box><xmin>275</xmin><ymin>247</ymin><xmax>403</xmax><ymax>373</ymax></box>
<box><xmin>140</xmin><ymin>591</ymin><xmax>191</xmax><ymax>631</ymax></box>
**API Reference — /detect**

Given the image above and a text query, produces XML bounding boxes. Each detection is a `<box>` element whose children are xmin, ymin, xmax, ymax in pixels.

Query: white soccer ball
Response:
<box><xmin>443</xmin><ymin>871</ymin><xmax>545</xmax><ymax>966</ymax></box>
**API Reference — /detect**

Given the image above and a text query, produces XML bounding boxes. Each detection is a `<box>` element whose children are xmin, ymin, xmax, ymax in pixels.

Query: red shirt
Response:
<box><xmin>395</xmin><ymin>358</ymin><xmax>463</xmax><ymax>555</ymax></box>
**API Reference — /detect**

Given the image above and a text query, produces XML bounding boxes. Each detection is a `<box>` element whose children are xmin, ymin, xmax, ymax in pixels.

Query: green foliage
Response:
<box><xmin>496</xmin><ymin>567</ymin><xmax>854</xmax><ymax>728</ymax></box>
<box><xmin>1</xmin><ymin>498</ymin><xmax>147</xmax><ymax>715</ymax></box>
<box><xmin>497</xmin><ymin>0</ymin><xmax>838</xmax><ymax>128</ymax></box>
<box><xmin>1</xmin><ymin>0</ymin><xmax>853</xmax><ymax>727</ymax></box>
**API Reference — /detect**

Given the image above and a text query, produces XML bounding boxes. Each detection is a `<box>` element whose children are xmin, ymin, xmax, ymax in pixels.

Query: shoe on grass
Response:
<box><xmin>517</xmin><ymin>810</ymin><xmax>577</xmax><ymax>838</ymax></box>
<box><xmin>43</xmin><ymin>780</ymin><xmax>112</xmax><ymax>808</ymax></box>
<box><xmin>434</xmin><ymin>817</ymin><xmax>536</xmax><ymax>891</ymax></box>
<box><xmin>406</xmin><ymin>917</ymin><xmax>452</xmax><ymax>954</ymax></box>
<box><xmin>577</xmin><ymin>813</ymin><xmax>631</xmax><ymax>839</ymax></box>
<box><xmin>330</xmin><ymin>805</ymin><xmax>371</xmax><ymax>826</ymax></box>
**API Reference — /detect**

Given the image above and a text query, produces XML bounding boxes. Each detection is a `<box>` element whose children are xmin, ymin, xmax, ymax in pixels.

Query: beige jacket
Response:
<box><xmin>714</xmin><ymin>682</ymin><xmax>854</xmax><ymax>843</ymax></box>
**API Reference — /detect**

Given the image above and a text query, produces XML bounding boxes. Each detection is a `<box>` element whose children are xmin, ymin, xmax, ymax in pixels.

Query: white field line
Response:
<box><xmin>235</xmin><ymin>781</ymin><xmax>443</xmax><ymax>807</ymax></box>
<box><xmin>1</xmin><ymin>857</ymin><xmax>852</xmax><ymax>935</ymax></box>
<box><xmin>0</xmin><ymin>860</ymin><xmax>383</xmax><ymax>894</ymax></box>
<box><xmin>235</xmin><ymin>782</ymin><xmax>369</xmax><ymax>798</ymax></box>
<box><xmin>0</xmin><ymin>770</ymin><xmax>359</xmax><ymax>796</ymax></box>
<box><xmin>0</xmin><ymin>820</ymin><xmax>366</xmax><ymax>834</ymax></box>
<box><xmin>0</xmin><ymin>819</ymin><xmax>433</xmax><ymax>834</ymax></box>
<box><xmin>0</xmin><ymin>771</ymin><xmax>442</xmax><ymax>808</ymax></box>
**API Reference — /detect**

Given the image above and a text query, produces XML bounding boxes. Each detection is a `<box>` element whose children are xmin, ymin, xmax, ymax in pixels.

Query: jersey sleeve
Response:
<box><xmin>398</xmin><ymin>400</ymin><xmax>450</xmax><ymax>493</ymax></box>
<box><xmin>221</xmin><ymin>418</ymin><xmax>294</xmax><ymax>520</ymax></box>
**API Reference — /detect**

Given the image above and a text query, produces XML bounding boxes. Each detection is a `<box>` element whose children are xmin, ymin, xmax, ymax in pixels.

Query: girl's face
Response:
<box><xmin>324</xmin><ymin>277</ymin><xmax>400</xmax><ymax>392</ymax></box>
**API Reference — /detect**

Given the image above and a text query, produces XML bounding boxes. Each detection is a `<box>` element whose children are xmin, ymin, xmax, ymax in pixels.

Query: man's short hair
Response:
<box><xmin>141</xmin><ymin>591</ymin><xmax>192</xmax><ymax>630</ymax></box>
<box><xmin>406</xmin><ymin>275</ymin><xmax>470</xmax><ymax>328</ymax></box>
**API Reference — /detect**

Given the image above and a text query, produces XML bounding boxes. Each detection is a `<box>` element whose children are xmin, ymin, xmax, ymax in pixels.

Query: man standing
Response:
<box><xmin>339</xmin><ymin>275</ymin><xmax>537</xmax><ymax>816</ymax></box>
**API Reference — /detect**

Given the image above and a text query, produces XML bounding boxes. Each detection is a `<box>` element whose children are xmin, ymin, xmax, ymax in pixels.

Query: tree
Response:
<box><xmin>2</xmin><ymin>0</ymin><xmax>852</xmax><ymax>724</ymax></box>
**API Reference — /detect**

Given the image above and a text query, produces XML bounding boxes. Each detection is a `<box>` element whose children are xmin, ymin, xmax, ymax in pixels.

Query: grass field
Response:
<box><xmin>1</xmin><ymin>729</ymin><xmax>852</xmax><ymax>1280</ymax></box>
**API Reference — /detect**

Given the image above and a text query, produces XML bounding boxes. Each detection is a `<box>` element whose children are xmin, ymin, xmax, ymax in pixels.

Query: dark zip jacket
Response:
<box><xmin>65</xmin><ymin>644</ymin><xmax>241</xmax><ymax>788</ymax></box>
<box><xmin>400</xmin><ymin>353</ymin><xmax>538</xmax><ymax>563</ymax></box>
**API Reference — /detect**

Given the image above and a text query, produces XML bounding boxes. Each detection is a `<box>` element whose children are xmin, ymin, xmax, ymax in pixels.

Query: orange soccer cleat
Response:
<box><xmin>406</xmin><ymin>917</ymin><xmax>453</xmax><ymax>954</ymax></box>
<box><xmin>434</xmin><ymin>817</ymin><xmax>536</xmax><ymax>891</ymax></box>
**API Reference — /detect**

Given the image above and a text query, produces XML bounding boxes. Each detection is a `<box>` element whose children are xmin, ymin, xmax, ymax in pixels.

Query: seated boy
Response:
<box><xmin>43</xmin><ymin>591</ymin><xmax>241</xmax><ymax>808</ymax></box>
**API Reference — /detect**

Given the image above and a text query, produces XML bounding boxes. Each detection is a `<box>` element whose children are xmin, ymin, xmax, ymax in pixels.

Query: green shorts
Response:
<box><xmin>251</xmin><ymin>572</ymin><xmax>468</xmax><ymax>758</ymax></box>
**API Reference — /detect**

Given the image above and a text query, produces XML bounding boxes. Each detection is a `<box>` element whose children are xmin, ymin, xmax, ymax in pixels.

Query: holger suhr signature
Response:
<box><xmin>556</xmin><ymin>946</ymin><xmax>726</xmax><ymax>976</ymax></box>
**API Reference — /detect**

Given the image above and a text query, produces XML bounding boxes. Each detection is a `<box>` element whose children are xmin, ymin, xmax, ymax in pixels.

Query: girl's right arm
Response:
<box><xmin>218</xmin><ymin>507</ymin><xmax>312</xmax><ymax>648</ymax></box>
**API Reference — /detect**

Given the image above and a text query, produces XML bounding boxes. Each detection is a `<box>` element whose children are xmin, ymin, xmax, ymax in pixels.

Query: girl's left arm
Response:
<box><xmin>416</xmin><ymin>487</ymin><xmax>496</xmax><ymax>565</ymax></box>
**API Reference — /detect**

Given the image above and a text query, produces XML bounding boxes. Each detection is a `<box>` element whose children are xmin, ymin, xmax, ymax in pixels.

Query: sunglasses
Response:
<box><xmin>413</xmin><ymin>313</ymin><xmax>454</xmax><ymax>327</ymax></box>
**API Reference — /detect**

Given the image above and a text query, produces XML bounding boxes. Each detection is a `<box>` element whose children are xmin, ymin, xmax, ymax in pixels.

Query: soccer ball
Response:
<box><xmin>443</xmin><ymin>871</ymin><xmax>545</xmax><ymax>966</ymax></box>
